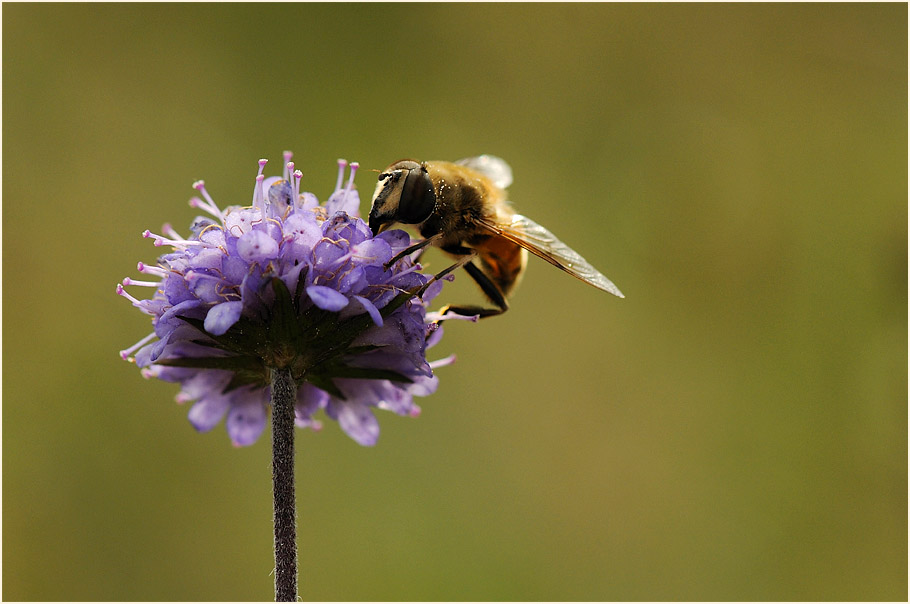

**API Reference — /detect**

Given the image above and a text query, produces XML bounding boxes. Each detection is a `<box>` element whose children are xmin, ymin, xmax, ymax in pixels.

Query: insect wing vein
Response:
<box><xmin>477</xmin><ymin>214</ymin><xmax>624</xmax><ymax>297</ymax></box>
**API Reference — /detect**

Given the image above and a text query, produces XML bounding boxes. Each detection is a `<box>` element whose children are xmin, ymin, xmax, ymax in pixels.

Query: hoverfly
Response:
<box><xmin>368</xmin><ymin>155</ymin><xmax>623</xmax><ymax>317</ymax></box>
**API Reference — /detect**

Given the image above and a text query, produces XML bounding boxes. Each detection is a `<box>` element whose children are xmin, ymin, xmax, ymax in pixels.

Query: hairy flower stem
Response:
<box><xmin>271</xmin><ymin>367</ymin><xmax>298</xmax><ymax>602</ymax></box>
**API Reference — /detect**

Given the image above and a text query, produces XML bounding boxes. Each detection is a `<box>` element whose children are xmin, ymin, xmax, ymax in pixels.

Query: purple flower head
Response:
<box><xmin>118</xmin><ymin>153</ymin><xmax>457</xmax><ymax>446</ymax></box>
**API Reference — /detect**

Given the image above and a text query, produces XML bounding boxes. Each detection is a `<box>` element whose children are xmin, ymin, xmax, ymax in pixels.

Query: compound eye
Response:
<box><xmin>398</xmin><ymin>168</ymin><xmax>436</xmax><ymax>224</ymax></box>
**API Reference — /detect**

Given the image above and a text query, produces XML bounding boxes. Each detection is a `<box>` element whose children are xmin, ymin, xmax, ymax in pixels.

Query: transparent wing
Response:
<box><xmin>455</xmin><ymin>155</ymin><xmax>513</xmax><ymax>189</ymax></box>
<box><xmin>476</xmin><ymin>213</ymin><xmax>624</xmax><ymax>298</ymax></box>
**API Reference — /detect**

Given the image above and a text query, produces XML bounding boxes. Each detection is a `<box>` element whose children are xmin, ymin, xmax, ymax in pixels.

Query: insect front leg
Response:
<box><xmin>417</xmin><ymin>249</ymin><xmax>477</xmax><ymax>298</ymax></box>
<box><xmin>384</xmin><ymin>233</ymin><xmax>444</xmax><ymax>270</ymax></box>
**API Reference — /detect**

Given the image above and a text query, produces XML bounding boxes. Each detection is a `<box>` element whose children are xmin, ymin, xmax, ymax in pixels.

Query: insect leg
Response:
<box><xmin>438</xmin><ymin>262</ymin><xmax>510</xmax><ymax>318</ymax></box>
<box><xmin>384</xmin><ymin>233</ymin><xmax>444</xmax><ymax>270</ymax></box>
<box><xmin>417</xmin><ymin>250</ymin><xmax>477</xmax><ymax>297</ymax></box>
<box><xmin>434</xmin><ymin>245</ymin><xmax>509</xmax><ymax>319</ymax></box>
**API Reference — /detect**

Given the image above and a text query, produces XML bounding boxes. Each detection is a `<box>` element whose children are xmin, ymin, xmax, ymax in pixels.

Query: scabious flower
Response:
<box><xmin>118</xmin><ymin>153</ymin><xmax>456</xmax><ymax>446</ymax></box>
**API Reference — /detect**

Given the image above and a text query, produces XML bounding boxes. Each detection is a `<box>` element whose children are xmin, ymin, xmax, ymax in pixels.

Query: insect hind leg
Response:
<box><xmin>436</xmin><ymin>253</ymin><xmax>509</xmax><ymax>319</ymax></box>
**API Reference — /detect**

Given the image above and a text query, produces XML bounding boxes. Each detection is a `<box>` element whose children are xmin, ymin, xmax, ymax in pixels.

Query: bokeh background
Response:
<box><xmin>3</xmin><ymin>3</ymin><xmax>906</xmax><ymax>601</ymax></box>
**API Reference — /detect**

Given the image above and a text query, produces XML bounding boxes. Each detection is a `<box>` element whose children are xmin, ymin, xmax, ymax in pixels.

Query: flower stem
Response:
<box><xmin>271</xmin><ymin>366</ymin><xmax>298</xmax><ymax>602</ymax></box>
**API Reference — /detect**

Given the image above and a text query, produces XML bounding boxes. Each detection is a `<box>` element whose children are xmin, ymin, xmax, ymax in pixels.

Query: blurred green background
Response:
<box><xmin>3</xmin><ymin>3</ymin><xmax>906</xmax><ymax>601</ymax></box>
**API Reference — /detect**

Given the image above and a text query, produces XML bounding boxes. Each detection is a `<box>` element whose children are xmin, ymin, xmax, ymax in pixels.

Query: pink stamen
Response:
<box><xmin>143</xmin><ymin>229</ymin><xmax>204</xmax><ymax>248</ymax></box>
<box><xmin>162</xmin><ymin>223</ymin><xmax>182</xmax><ymax>240</ymax></box>
<box><xmin>122</xmin><ymin>277</ymin><xmax>159</xmax><ymax>288</ymax></box>
<box><xmin>429</xmin><ymin>354</ymin><xmax>457</xmax><ymax>369</ymax></box>
<box><xmin>119</xmin><ymin>331</ymin><xmax>157</xmax><ymax>361</ymax></box>
<box><xmin>254</xmin><ymin>173</ymin><xmax>266</xmax><ymax>218</ymax></box>
<box><xmin>192</xmin><ymin>180</ymin><xmax>213</xmax><ymax>204</ymax></box>
<box><xmin>293</xmin><ymin>170</ymin><xmax>303</xmax><ymax>210</ymax></box>
<box><xmin>253</xmin><ymin>159</ymin><xmax>269</xmax><ymax>215</ymax></box>
<box><xmin>137</xmin><ymin>262</ymin><xmax>167</xmax><ymax>278</ymax></box>
<box><xmin>335</xmin><ymin>159</ymin><xmax>348</xmax><ymax>191</ymax></box>
<box><xmin>188</xmin><ymin>196</ymin><xmax>221</xmax><ymax>221</ymax></box>
<box><xmin>192</xmin><ymin>180</ymin><xmax>223</xmax><ymax>221</ymax></box>
<box><xmin>282</xmin><ymin>151</ymin><xmax>293</xmax><ymax>180</ymax></box>
<box><xmin>341</xmin><ymin>161</ymin><xmax>359</xmax><ymax>205</ymax></box>
<box><xmin>116</xmin><ymin>283</ymin><xmax>140</xmax><ymax>304</ymax></box>
<box><xmin>116</xmin><ymin>283</ymin><xmax>155</xmax><ymax>316</ymax></box>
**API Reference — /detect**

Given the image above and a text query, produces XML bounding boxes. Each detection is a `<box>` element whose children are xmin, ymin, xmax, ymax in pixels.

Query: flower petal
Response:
<box><xmin>296</xmin><ymin>383</ymin><xmax>328</xmax><ymax>427</ymax></box>
<box><xmin>177</xmin><ymin>371</ymin><xmax>233</xmax><ymax>400</ymax></box>
<box><xmin>280</xmin><ymin>261</ymin><xmax>311</xmax><ymax>301</ymax></box>
<box><xmin>352</xmin><ymin>238</ymin><xmax>392</xmax><ymax>266</ymax></box>
<box><xmin>326</xmin><ymin>189</ymin><xmax>362</xmax><ymax>218</ymax></box>
<box><xmin>353</xmin><ymin>295</ymin><xmax>383</xmax><ymax>327</ymax></box>
<box><xmin>283</xmin><ymin>212</ymin><xmax>321</xmax><ymax>249</ymax></box>
<box><xmin>306</xmin><ymin>285</ymin><xmax>349</xmax><ymax>311</ymax></box>
<box><xmin>237</xmin><ymin>229</ymin><xmax>279</xmax><ymax>263</ymax></box>
<box><xmin>298</xmin><ymin>192</ymin><xmax>319</xmax><ymax>211</ymax></box>
<box><xmin>335</xmin><ymin>400</ymin><xmax>380</xmax><ymax>446</ymax></box>
<box><xmin>313</xmin><ymin>239</ymin><xmax>349</xmax><ymax>270</ymax></box>
<box><xmin>407</xmin><ymin>373</ymin><xmax>439</xmax><ymax>397</ymax></box>
<box><xmin>426</xmin><ymin>322</ymin><xmax>444</xmax><ymax>348</ymax></box>
<box><xmin>226</xmin><ymin>394</ymin><xmax>267</xmax><ymax>446</ymax></box>
<box><xmin>223</xmin><ymin>207</ymin><xmax>260</xmax><ymax>236</ymax></box>
<box><xmin>375</xmin><ymin>386</ymin><xmax>416</xmax><ymax>416</ymax></box>
<box><xmin>204</xmin><ymin>301</ymin><xmax>243</xmax><ymax>336</ymax></box>
<box><xmin>188</xmin><ymin>395</ymin><xmax>231</xmax><ymax>432</ymax></box>
<box><xmin>377</xmin><ymin>229</ymin><xmax>412</xmax><ymax>253</ymax></box>
<box><xmin>336</xmin><ymin>265</ymin><xmax>365</xmax><ymax>294</ymax></box>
